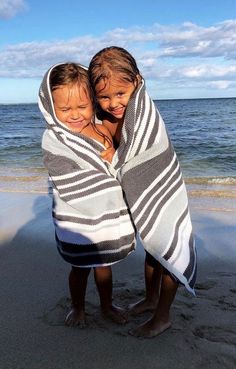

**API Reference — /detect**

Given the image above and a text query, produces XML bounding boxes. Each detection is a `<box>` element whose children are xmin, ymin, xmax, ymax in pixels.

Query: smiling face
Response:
<box><xmin>95</xmin><ymin>75</ymin><xmax>137</xmax><ymax>121</ymax></box>
<box><xmin>52</xmin><ymin>83</ymin><xmax>93</xmax><ymax>133</ymax></box>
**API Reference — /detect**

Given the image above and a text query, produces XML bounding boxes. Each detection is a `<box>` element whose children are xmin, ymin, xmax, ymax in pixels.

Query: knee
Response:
<box><xmin>145</xmin><ymin>251</ymin><xmax>157</xmax><ymax>268</ymax></box>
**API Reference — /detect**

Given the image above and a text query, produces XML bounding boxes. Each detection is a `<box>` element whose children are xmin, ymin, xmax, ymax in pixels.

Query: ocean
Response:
<box><xmin>0</xmin><ymin>98</ymin><xmax>235</xmax><ymax>208</ymax></box>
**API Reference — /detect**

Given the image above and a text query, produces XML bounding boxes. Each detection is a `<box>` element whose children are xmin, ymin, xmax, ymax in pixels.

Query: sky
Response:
<box><xmin>1</xmin><ymin>0</ymin><xmax>236</xmax><ymax>103</ymax></box>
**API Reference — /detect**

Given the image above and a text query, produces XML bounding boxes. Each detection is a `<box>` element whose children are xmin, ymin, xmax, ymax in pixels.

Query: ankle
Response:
<box><xmin>100</xmin><ymin>302</ymin><xmax>112</xmax><ymax>312</ymax></box>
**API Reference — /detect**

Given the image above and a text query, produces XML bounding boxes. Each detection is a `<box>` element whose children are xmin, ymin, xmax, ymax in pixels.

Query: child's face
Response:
<box><xmin>52</xmin><ymin>84</ymin><xmax>93</xmax><ymax>133</ymax></box>
<box><xmin>95</xmin><ymin>76</ymin><xmax>137</xmax><ymax>120</ymax></box>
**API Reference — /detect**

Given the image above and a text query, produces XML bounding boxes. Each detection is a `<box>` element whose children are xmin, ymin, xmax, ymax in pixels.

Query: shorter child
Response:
<box><xmin>39</xmin><ymin>63</ymin><xmax>135</xmax><ymax>326</ymax></box>
<box><xmin>50</xmin><ymin>64</ymin><xmax>115</xmax><ymax>165</ymax></box>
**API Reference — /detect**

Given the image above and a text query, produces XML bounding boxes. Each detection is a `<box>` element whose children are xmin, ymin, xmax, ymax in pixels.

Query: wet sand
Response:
<box><xmin>0</xmin><ymin>191</ymin><xmax>235</xmax><ymax>369</ymax></box>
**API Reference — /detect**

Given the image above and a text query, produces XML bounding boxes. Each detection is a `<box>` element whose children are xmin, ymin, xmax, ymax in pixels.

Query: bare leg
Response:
<box><xmin>65</xmin><ymin>266</ymin><xmax>91</xmax><ymax>327</ymax></box>
<box><xmin>128</xmin><ymin>256</ymin><xmax>162</xmax><ymax>315</ymax></box>
<box><xmin>129</xmin><ymin>271</ymin><xmax>178</xmax><ymax>338</ymax></box>
<box><xmin>94</xmin><ymin>266</ymin><xmax>127</xmax><ymax>324</ymax></box>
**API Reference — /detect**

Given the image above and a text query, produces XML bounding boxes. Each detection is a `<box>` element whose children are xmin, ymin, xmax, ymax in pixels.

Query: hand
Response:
<box><xmin>101</xmin><ymin>146</ymin><xmax>115</xmax><ymax>163</ymax></box>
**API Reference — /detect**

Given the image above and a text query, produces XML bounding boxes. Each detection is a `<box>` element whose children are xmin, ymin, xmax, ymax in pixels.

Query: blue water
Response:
<box><xmin>157</xmin><ymin>98</ymin><xmax>236</xmax><ymax>178</ymax></box>
<box><xmin>0</xmin><ymin>98</ymin><xmax>236</xmax><ymax>193</ymax></box>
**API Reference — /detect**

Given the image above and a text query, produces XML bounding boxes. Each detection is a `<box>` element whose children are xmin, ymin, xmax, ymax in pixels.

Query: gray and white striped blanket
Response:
<box><xmin>39</xmin><ymin>63</ymin><xmax>197</xmax><ymax>293</ymax></box>
<box><xmin>113</xmin><ymin>80</ymin><xmax>197</xmax><ymax>294</ymax></box>
<box><xmin>38</xmin><ymin>63</ymin><xmax>136</xmax><ymax>268</ymax></box>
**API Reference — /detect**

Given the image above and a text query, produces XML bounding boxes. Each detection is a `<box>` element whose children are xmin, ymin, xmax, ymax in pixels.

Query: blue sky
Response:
<box><xmin>1</xmin><ymin>0</ymin><xmax>236</xmax><ymax>103</ymax></box>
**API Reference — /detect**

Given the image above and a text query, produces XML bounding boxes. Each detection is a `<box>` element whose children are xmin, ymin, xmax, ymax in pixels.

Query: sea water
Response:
<box><xmin>0</xmin><ymin>98</ymin><xmax>235</xmax><ymax>208</ymax></box>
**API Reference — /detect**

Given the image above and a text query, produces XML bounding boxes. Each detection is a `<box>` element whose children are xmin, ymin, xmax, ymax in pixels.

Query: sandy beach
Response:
<box><xmin>0</xmin><ymin>191</ymin><xmax>236</xmax><ymax>369</ymax></box>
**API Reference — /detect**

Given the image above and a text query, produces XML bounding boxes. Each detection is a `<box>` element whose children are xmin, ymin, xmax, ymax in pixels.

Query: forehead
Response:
<box><xmin>52</xmin><ymin>83</ymin><xmax>90</xmax><ymax>102</ymax></box>
<box><xmin>95</xmin><ymin>76</ymin><xmax>133</xmax><ymax>94</ymax></box>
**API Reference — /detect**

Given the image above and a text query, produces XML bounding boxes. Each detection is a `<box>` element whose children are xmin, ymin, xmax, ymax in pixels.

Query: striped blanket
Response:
<box><xmin>112</xmin><ymin>80</ymin><xmax>197</xmax><ymax>294</ymax></box>
<box><xmin>39</xmin><ymin>63</ymin><xmax>197</xmax><ymax>293</ymax></box>
<box><xmin>38</xmin><ymin>63</ymin><xmax>136</xmax><ymax>267</ymax></box>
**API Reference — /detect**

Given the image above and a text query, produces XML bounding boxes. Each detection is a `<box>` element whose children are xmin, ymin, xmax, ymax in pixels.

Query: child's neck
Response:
<box><xmin>103</xmin><ymin>119</ymin><xmax>123</xmax><ymax>149</ymax></box>
<box><xmin>113</xmin><ymin>122</ymin><xmax>123</xmax><ymax>149</ymax></box>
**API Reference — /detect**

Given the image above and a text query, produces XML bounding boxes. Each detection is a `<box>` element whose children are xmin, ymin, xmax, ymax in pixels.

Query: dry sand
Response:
<box><xmin>0</xmin><ymin>192</ymin><xmax>235</xmax><ymax>369</ymax></box>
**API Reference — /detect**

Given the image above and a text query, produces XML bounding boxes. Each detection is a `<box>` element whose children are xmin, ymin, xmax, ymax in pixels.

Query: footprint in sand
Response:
<box><xmin>195</xmin><ymin>279</ymin><xmax>217</xmax><ymax>291</ymax></box>
<box><xmin>40</xmin><ymin>297</ymin><xmax>98</xmax><ymax>326</ymax></box>
<box><xmin>193</xmin><ymin>325</ymin><xmax>236</xmax><ymax>345</ymax></box>
<box><xmin>216</xmin><ymin>296</ymin><xmax>236</xmax><ymax>311</ymax></box>
<box><xmin>40</xmin><ymin>297</ymin><xmax>71</xmax><ymax>326</ymax></box>
<box><xmin>180</xmin><ymin>312</ymin><xmax>194</xmax><ymax>321</ymax></box>
<box><xmin>113</xmin><ymin>281</ymin><xmax>127</xmax><ymax>288</ymax></box>
<box><xmin>217</xmin><ymin>272</ymin><xmax>236</xmax><ymax>277</ymax></box>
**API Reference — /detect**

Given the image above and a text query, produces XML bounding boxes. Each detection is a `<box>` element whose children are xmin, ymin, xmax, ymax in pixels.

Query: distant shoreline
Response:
<box><xmin>1</xmin><ymin>96</ymin><xmax>236</xmax><ymax>105</ymax></box>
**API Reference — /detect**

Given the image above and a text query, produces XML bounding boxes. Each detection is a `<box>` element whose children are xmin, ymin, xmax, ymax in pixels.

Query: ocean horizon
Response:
<box><xmin>1</xmin><ymin>96</ymin><xmax>236</xmax><ymax>105</ymax></box>
<box><xmin>1</xmin><ymin>97</ymin><xmax>235</xmax><ymax>209</ymax></box>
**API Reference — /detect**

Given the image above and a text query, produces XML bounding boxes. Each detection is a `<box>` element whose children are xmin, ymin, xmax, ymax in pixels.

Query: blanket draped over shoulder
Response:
<box><xmin>112</xmin><ymin>80</ymin><xmax>197</xmax><ymax>294</ymax></box>
<box><xmin>39</xmin><ymin>63</ymin><xmax>197</xmax><ymax>294</ymax></box>
<box><xmin>38</xmin><ymin>63</ymin><xmax>136</xmax><ymax>268</ymax></box>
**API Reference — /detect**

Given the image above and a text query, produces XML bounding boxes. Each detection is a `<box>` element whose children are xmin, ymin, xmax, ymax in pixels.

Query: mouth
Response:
<box><xmin>68</xmin><ymin>120</ymin><xmax>84</xmax><ymax>126</ymax></box>
<box><xmin>65</xmin><ymin>120</ymin><xmax>87</xmax><ymax>132</ymax></box>
<box><xmin>110</xmin><ymin>107</ymin><xmax>125</xmax><ymax>116</ymax></box>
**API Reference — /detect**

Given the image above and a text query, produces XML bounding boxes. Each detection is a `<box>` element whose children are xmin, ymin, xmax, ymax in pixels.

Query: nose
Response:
<box><xmin>109</xmin><ymin>97</ymin><xmax>118</xmax><ymax>109</ymax></box>
<box><xmin>71</xmin><ymin>109</ymin><xmax>80</xmax><ymax>119</ymax></box>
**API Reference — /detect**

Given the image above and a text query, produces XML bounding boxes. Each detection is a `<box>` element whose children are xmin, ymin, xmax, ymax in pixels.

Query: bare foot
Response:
<box><xmin>65</xmin><ymin>307</ymin><xmax>86</xmax><ymax>327</ymax></box>
<box><xmin>102</xmin><ymin>304</ymin><xmax>128</xmax><ymax>325</ymax></box>
<box><xmin>129</xmin><ymin>316</ymin><xmax>171</xmax><ymax>338</ymax></box>
<box><xmin>128</xmin><ymin>298</ymin><xmax>157</xmax><ymax>316</ymax></box>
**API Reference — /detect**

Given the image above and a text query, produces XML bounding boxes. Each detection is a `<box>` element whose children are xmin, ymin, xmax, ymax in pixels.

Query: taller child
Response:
<box><xmin>88</xmin><ymin>46</ymin><xmax>197</xmax><ymax>338</ymax></box>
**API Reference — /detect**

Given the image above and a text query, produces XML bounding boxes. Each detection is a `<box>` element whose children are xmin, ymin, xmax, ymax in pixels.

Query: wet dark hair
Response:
<box><xmin>50</xmin><ymin>63</ymin><xmax>94</xmax><ymax>106</ymax></box>
<box><xmin>88</xmin><ymin>46</ymin><xmax>142</xmax><ymax>93</ymax></box>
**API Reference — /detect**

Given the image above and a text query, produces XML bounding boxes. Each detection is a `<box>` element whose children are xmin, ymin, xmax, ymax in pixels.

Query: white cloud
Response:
<box><xmin>180</xmin><ymin>64</ymin><xmax>236</xmax><ymax>79</ymax></box>
<box><xmin>1</xmin><ymin>20</ymin><xmax>236</xmax><ymax>97</ymax></box>
<box><xmin>0</xmin><ymin>0</ymin><xmax>27</xmax><ymax>19</ymax></box>
<box><xmin>207</xmin><ymin>81</ymin><xmax>231</xmax><ymax>89</ymax></box>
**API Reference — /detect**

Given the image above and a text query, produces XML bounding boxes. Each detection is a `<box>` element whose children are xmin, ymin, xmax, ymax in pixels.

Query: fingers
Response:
<box><xmin>101</xmin><ymin>147</ymin><xmax>115</xmax><ymax>163</ymax></box>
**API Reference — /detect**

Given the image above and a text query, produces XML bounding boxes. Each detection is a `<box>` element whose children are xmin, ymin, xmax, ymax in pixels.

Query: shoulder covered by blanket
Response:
<box><xmin>38</xmin><ymin>63</ymin><xmax>197</xmax><ymax>293</ymax></box>
<box><xmin>38</xmin><ymin>63</ymin><xmax>136</xmax><ymax>268</ymax></box>
<box><xmin>117</xmin><ymin>79</ymin><xmax>197</xmax><ymax>293</ymax></box>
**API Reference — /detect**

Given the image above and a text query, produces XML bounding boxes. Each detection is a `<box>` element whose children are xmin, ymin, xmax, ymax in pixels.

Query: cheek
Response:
<box><xmin>85</xmin><ymin>108</ymin><xmax>93</xmax><ymax>118</ymax></box>
<box><xmin>123</xmin><ymin>94</ymin><xmax>132</xmax><ymax>104</ymax></box>
<box><xmin>98</xmin><ymin>100</ymin><xmax>108</xmax><ymax>109</ymax></box>
<box><xmin>55</xmin><ymin>111</ymin><xmax>67</xmax><ymax>123</ymax></box>
<box><xmin>85</xmin><ymin>105</ymin><xmax>94</xmax><ymax>118</ymax></box>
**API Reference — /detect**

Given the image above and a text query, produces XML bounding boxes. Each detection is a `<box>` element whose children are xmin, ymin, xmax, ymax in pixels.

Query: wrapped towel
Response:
<box><xmin>112</xmin><ymin>80</ymin><xmax>197</xmax><ymax>293</ymax></box>
<box><xmin>39</xmin><ymin>62</ymin><xmax>197</xmax><ymax>293</ymax></box>
<box><xmin>38</xmin><ymin>63</ymin><xmax>136</xmax><ymax>267</ymax></box>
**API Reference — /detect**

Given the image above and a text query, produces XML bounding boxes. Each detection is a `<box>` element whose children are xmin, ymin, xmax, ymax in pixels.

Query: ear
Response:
<box><xmin>135</xmin><ymin>74</ymin><xmax>142</xmax><ymax>87</ymax></box>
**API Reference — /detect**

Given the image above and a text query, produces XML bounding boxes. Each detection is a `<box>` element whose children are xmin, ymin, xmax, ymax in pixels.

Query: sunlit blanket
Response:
<box><xmin>38</xmin><ymin>63</ymin><xmax>136</xmax><ymax>267</ymax></box>
<box><xmin>39</xmin><ymin>62</ymin><xmax>196</xmax><ymax>293</ymax></box>
<box><xmin>112</xmin><ymin>80</ymin><xmax>197</xmax><ymax>293</ymax></box>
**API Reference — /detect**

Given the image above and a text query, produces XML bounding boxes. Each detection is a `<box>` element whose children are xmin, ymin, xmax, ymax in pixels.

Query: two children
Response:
<box><xmin>39</xmin><ymin>47</ymin><xmax>197</xmax><ymax>338</ymax></box>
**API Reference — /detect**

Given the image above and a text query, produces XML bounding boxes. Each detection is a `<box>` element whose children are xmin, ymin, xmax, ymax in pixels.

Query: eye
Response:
<box><xmin>98</xmin><ymin>96</ymin><xmax>108</xmax><ymax>101</ymax></box>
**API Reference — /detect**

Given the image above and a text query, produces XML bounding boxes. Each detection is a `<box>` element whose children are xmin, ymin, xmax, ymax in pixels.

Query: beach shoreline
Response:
<box><xmin>0</xmin><ymin>191</ymin><xmax>236</xmax><ymax>369</ymax></box>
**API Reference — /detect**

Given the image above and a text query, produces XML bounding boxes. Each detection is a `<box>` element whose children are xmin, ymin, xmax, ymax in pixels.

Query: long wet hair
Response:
<box><xmin>88</xmin><ymin>46</ymin><xmax>142</xmax><ymax>94</ymax></box>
